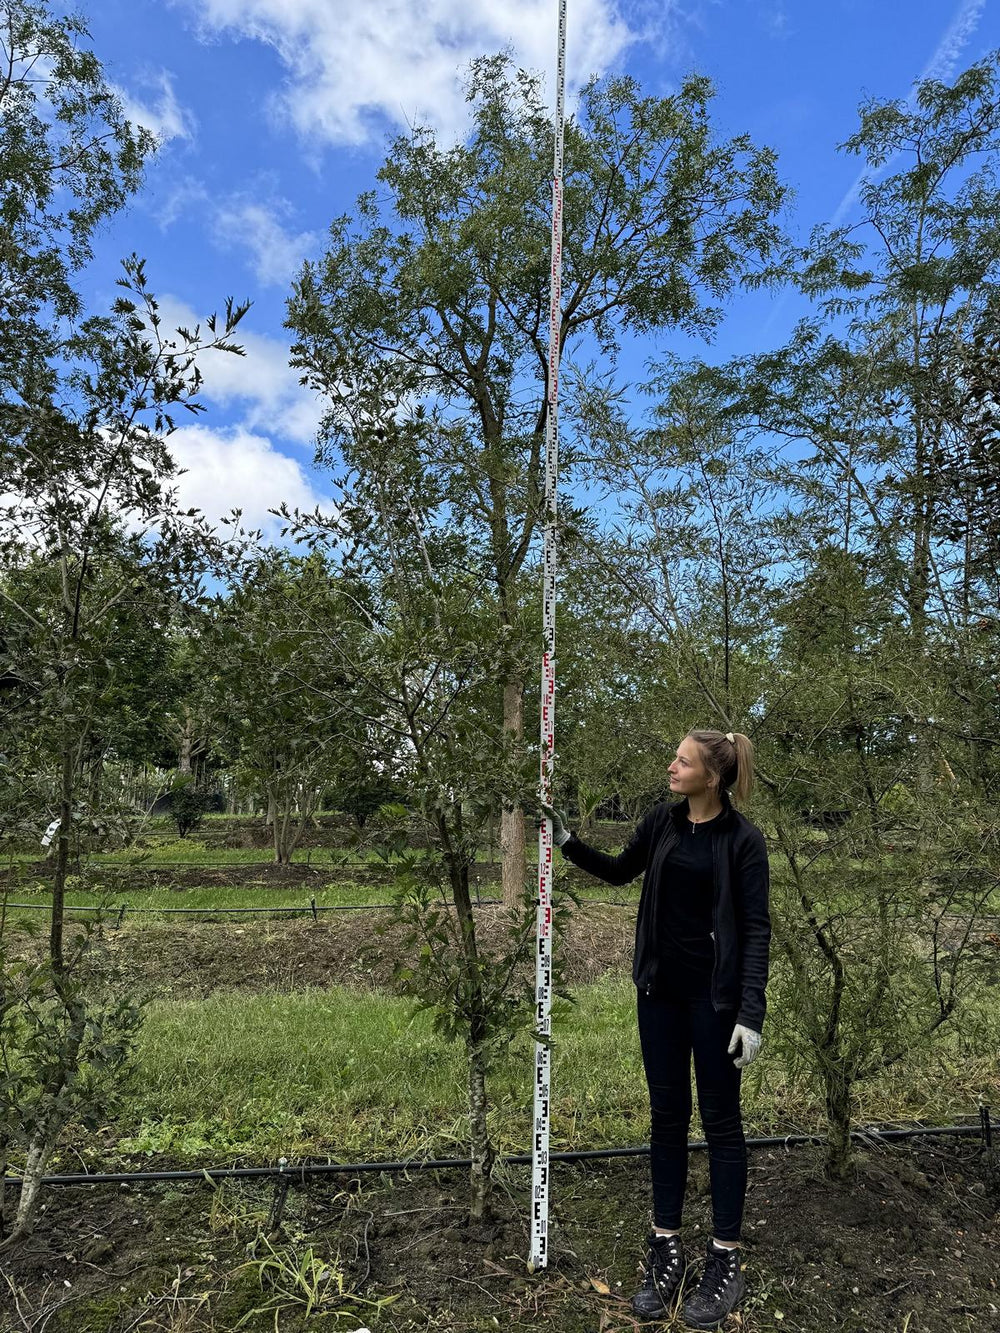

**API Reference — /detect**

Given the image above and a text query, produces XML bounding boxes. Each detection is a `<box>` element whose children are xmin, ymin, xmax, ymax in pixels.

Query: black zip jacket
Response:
<box><xmin>560</xmin><ymin>794</ymin><xmax>771</xmax><ymax>1032</ymax></box>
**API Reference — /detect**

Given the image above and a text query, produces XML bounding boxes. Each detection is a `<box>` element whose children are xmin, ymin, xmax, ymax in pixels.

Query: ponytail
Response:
<box><xmin>687</xmin><ymin>729</ymin><xmax>755</xmax><ymax>805</ymax></box>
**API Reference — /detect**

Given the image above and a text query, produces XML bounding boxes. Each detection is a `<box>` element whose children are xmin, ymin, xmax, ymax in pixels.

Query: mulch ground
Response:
<box><xmin>1</xmin><ymin>1135</ymin><xmax>996</xmax><ymax>1331</ymax></box>
<box><xmin>10</xmin><ymin>902</ymin><xmax>637</xmax><ymax>996</ymax></box>
<box><xmin>0</xmin><ymin>860</ymin><xmax>507</xmax><ymax>888</ymax></box>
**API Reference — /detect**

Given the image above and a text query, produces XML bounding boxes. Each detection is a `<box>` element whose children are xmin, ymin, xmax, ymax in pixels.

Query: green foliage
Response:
<box><xmin>0</xmin><ymin>0</ymin><xmax>155</xmax><ymax>388</ymax></box>
<box><xmin>200</xmin><ymin>549</ymin><xmax>372</xmax><ymax>863</ymax></box>
<box><xmin>0</xmin><ymin>919</ymin><xmax>145</xmax><ymax>1243</ymax></box>
<box><xmin>235</xmin><ymin>1237</ymin><xmax>396</xmax><ymax>1328</ymax></box>
<box><xmin>290</xmin><ymin>56</ymin><xmax>787</xmax><ymax>470</ymax></box>
<box><xmin>329</xmin><ymin>778</ymin><xmax>409</xmax><ymax>828</ymax></box>
<box><xmin>167</xmin><ymin>776</ymin><xmax>214</xmax><ymax>839</ymax></box>
<box><xmin>387</xmin><ymin>859</ymin><xmax>537</xmax><ymax>1049</ymax></box>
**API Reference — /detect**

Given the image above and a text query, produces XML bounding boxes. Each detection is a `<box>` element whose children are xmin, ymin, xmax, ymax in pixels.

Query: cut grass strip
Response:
<box><xmin>6</xmin><ymin>884</ymin><xmax>414</xmax><ymax>915</ymax></box>
<box><xmin>108</xmin><ymin>974</ymin><xmax>1000</xmax><ymax>1166</ymax></box>
<box><xmin>3</xmin><ymin>881</ymin><xmax>636</xmax><ymax>918</ymax></box>
<box><xmin>92</xmin><ymin>843</ymin><xmax>518</xmax><ymax>867</ymax></box>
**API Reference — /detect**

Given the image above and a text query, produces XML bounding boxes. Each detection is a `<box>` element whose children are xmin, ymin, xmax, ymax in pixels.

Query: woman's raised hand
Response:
<box><xmin>539</xmin><ymin>802</ymin><xmax>571</xmax><ymax>847</ymax></box>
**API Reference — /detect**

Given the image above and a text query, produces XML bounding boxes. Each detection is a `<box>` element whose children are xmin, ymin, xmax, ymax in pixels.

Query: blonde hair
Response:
<box><xmin>686</xmin><ymin>730</ymin><xmax>755</xmax><ymax>805</ymax></box>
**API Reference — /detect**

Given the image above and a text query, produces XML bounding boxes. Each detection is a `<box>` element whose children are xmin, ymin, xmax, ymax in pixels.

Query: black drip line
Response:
<box><xmin>1</xmin><ymin>897</ymin><xmax>502</xmax><ymax>920</ymax></box>
<box><xmin>4</xmin><ymin>899</ymin><xmax>990</xmax><ymax>920</ymax></box>
<box><xmin>3</xmin><ymin>1112</ymin><xmax>994</xmax><ymax>1189</ymax></box>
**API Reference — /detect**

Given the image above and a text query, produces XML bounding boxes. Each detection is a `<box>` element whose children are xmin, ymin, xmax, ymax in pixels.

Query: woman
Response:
<box><xmin>543</xmin><ymin>729</ymin><xmax>770</xmax><ymax>1329</ymax></box>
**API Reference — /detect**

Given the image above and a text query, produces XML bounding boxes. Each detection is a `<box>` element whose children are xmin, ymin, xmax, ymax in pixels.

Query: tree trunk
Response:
<box><xmin>274</xmin><ymin>804</ymin><xmax>293</xmax><ymax>865</ymax></box>
<box><xmin>823</xmin><ymin>1062</ymin><xmax>854</xmax><ymax>1182</ymax></box>
<box><xmin>440</xmin><ymin>809</ymin><xmax>496</xmax><ymax>1217</ymax></box>
<box><xmin>0</xmin><ymin>993</ymin><xmax>86</xmax><ymax>1250</ymax></box>
<box><xmin>501</xmin><ymin>676</ymin><xmax>527</xmax><ymax>908</ymax></box>
<box><xmin>467</xmin><ymin>1041</ymin><xmax>494</xmax><ymax>1220</ymax></box>
<box><xmin>4</xmin><ymin>1117</ymin><xmax>61</xmax><ymax>1247</ymax></box>
<box><xmin>178</xmin><ymin>713</ymin><xmax>194</xmax><ymax>776</ymax></box>
<box><xmin>0</xmin><ymin>1138</ymin><xmax>10</xmax><ymax>1238</ymax></box>
<box><xmin>88</xmin><ymin>750</ymin><xmax>104</xmax><ymax>811</ymax></box>
<box><xmin>273</xmin><ymin>786</ymin><xmax>317</xmax><ymax>865</ymax></box>
<box><xmin>50</xmin><ymin>744</ymin><xmax>74</xmax><ymax>972</ymax></box>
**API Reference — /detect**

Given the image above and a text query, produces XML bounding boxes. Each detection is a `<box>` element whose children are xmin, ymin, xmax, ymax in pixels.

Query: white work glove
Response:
<box><xmin>728</xmin><ymin>1023</ymin><xmax>762</xmax><ymax>1069</ymax></box>
<box><xmin>539</xmin><ymin>802</ymin><xmax>571</xmax><ymax>847</ymax></box>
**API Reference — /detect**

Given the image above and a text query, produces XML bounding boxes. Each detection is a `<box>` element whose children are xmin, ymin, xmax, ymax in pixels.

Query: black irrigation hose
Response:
<box><xmin>6</xmin><ymin>900</ymin><xmax>992</xmax><ymax>919</ymax></box>
<box><xmin>1</xmin><ymin>898</ymin><xmax>502</xmax><ymax>917</ymax></box>
<box><xmin>3</xmin><ymin>863</ymin><xmax>509</xmax><ymax>874</ymax></box>
<box><xmin>4</xmin><ymin>1116</ymin><xmax>994</xmax><ymax>1189</ymax></box>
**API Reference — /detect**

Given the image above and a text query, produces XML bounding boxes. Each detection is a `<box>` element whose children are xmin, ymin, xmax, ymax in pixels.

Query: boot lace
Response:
<box><xmin>641</xmin><ymin>1235</ymin><xmax>683</xmax><ymax>1291</ymax></box>
<box><xmin>694</xmin><ymin>1246</ymin><xmax>738</xmax><ymax>1303</ymax></box>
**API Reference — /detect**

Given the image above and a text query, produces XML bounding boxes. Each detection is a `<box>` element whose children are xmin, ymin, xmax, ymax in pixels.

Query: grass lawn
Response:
<box><xmin>2</xmin><ymin>880</ymin><xmax>638</xmax><ymax>918</ymax></box>
<box><xmin>87</xmin><ymin>973</ymin><xmax>1000</xmax><ymax>1169</ymax></box>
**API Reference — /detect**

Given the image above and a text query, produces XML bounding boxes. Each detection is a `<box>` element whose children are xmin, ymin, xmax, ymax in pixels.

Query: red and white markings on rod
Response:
<box><xmin>531</xmin><ymin>0</ymin><xmax>567</xmax><ymax>1275</ymax></box>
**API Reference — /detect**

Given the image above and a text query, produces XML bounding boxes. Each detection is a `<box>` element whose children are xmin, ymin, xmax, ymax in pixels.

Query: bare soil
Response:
<box><xmin>12</xmin><ymin>902</ymin><xmax>998</xmax><ymax>1000</ymax></box>
<box><xmin>0</xmin><ymin>860</ymin><xmax>508</xmax><ymax>888</ymax></box>
<box><xmin>1</xmin><ymin>1136</ymin><xmax>996</xmax><ymax>1331</ymax></box>
<box><xmin>6</xmin><ymin>903</ymin><xmax>635</xmax><ymax>997</ymax></box>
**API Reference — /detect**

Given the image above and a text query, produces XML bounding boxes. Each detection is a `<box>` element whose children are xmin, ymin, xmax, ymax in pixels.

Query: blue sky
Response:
<box><xmin>79</xmin><ymin>0</ymin><xmax>999</xmax><ymax>537</ymax></box>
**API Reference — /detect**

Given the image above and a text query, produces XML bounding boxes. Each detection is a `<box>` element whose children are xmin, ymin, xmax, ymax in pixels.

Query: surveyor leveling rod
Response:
<box><xmin>530</xmin><ymin>0</ymin><xmax>568</xmax><ymax>1274</ymax></box>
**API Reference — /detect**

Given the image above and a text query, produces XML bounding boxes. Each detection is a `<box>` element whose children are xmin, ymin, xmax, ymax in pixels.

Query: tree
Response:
<box><xmin>770</xmin><ymin>53</ymin><xmax>1000</xmax><ymax>720</ymax></box>
<box><xmin>167</xmin><ymin>775</ymin><xmax>214</xmax><ymax>838</ymax></box>
<box><xmin>0</xmin><ymin>0</ymin><xmax>249</xmax><ymax>1242</ymax></box>
<box><xmin>0</xmin><ymin>260</ymin><xmax>248</xmax><ymax>965</ymax></box>
<box><xmin>0</xmin><ymin>1</ymin><xmax>154</xmax><ymax>403</ymax></box>
<box><xmin>202</xmin><ymin>550</ymin><xmax>365</xmax><ymax>865</ymax></box>
<box><xmin>287</xmin><ymin>54</ymin><xmax>787</xmax><ymax>904</ymax></box>
<box><xmin>277</xmin><ymin>424</ymin><xmax>571</xmax><ymax>1219</ymax></box>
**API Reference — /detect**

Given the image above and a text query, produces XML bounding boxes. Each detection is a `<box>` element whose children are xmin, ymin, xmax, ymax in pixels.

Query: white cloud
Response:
<box><xmin>156</xmin><ymin>176</ymin><xmax>210</xmax><ymax>229</ymax></box>
<box><xmin>159</xmin><ymin>296</ymin><xmax>322</xmax><ymax>448</ymax></box>
<box><xmin>213</xmin><ymin>198</ymin><xmax>321</xmax><ymax>286</ymax></box>
<box><xmin>2</xmin><ymin>427</ymin><xmax>328</xmax><ymax>550</ymax></box>
<box><xmin>117</xmin><ymin>70</ymin><xmax>196</xmax><ymax>144</ymax></box>
<box><xmin>179</xmin><ymin>0</ymin><xmax>635</xmax><ymax>146</ymax></box>
<box><xmin>828</xmin><ymin>0</ymin><xmax>985</xmax><ymax>227</ymax></box>
<box><xmin>762</xmin><ymin>3</ymin><xmax>791</xmax><ymax>40</ymax></box>
<box><xmin>164</xmin><ymin>424</ymin><xmax>328</xmax><ymax>536</ymax></box>
<box><xmin>919</xmin><ymin>0</ymin><xmax>987</xmax><ymax>82</ymax></box>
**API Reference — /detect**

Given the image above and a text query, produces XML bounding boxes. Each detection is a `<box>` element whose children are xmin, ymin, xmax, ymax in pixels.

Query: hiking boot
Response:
<box><xmin>631</xmin><ymin>1231</ymin><xmax>686</xmax><ymax>1319</ymax></box>
<box><xmin>681</xmin><ymin>1239</ymin><xmax>746</xmax><ymax>1329</ymax></box>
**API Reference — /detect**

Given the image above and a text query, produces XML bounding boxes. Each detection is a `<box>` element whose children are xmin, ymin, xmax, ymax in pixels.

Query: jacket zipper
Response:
<box><xmin>711</xmin><ymin>835</ymin><xmax>721</xmax><ymax>1010</ymax></box>
<box><xmin>644</xmin><ymin>820</ymin><xmax>675</xmax><ymax>998</ymax></box>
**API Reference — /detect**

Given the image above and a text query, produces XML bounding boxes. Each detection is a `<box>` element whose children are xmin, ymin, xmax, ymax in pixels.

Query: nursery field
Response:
<box><xmin>3</xmin><ymin>822</ymin><xmax>999</xmax><ymax>1332</ymax></box>
<box><xmin>7</xmin><ymin>5</ymin><xmax>1000</xmax><ymax>1327</ymax></box>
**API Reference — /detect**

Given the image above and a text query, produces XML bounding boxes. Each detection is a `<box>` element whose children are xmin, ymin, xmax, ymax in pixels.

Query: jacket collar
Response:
<box><xmin>669</xmin><ymin>790</ymin><xmax>736</xmax><ymax>831</ymax></box>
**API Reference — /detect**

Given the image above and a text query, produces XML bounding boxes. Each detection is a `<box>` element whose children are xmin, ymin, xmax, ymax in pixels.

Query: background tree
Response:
<box><xmin>202</xmin><ymin>550</ymin><xmax>366</xmax><ymax>865</ymax></box>
<box><xmin>287</xmin><ymin>54</ymin><xmax>787</xmax><ymax>905</ymax></box>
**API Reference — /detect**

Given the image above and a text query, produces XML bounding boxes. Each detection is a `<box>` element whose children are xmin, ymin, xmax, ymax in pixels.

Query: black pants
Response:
<box><xmin>636</xmin><ymin>988</ymin><xmax>747</xmax><ymax>1242</ymax></box>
